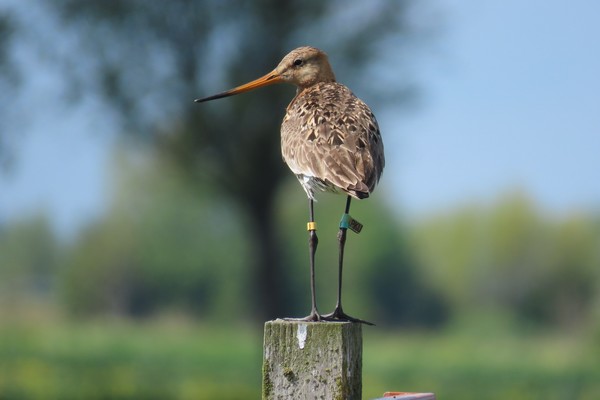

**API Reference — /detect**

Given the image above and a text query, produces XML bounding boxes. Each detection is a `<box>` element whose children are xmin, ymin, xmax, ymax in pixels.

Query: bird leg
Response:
<box><xmin>292</xmin><ymin>198</ymin><xmax>321</xmax><ymax>322</ymax></box>
<box><xmin>323</xmin><ymin>195</ymin><xmax>374</xmax><ymax>325</ymax></box>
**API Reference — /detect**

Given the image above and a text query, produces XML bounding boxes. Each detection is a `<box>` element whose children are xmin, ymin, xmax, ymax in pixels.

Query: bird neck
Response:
<box><xmin>319</xmin><ymin>64</ymin><xmax>336</xmax><ymax>84</ymax></box>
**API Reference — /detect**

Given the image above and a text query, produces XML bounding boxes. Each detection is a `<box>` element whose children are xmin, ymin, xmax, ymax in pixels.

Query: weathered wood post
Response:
<box><xmin>262</xmin><ymin>319</ymin><xmax>362</xmax><ymax>399</ymax></box>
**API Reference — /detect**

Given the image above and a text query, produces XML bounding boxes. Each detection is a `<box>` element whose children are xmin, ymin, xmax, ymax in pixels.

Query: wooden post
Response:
<box><xmin>262</xmin><ymin>319</ymin><xmax>362</xmax><ymax>400</ymax></box>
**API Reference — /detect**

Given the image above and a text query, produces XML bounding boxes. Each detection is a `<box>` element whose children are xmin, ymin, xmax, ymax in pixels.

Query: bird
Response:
<box><xmin>195</xmin><ymin>46</ymin><xmax>384</xmax><ymax>324</ymax></box>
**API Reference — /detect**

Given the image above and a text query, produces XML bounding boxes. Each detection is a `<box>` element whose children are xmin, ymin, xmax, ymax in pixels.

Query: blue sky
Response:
<box><xmin>385</xmin><ymin>0</ymin><xmax>600</xmax><ymax>216</ymax></box>
<box><xmin>2</xmin><ymin>0</ymin><xmax>600</xmax><ymax>237</ymax></box>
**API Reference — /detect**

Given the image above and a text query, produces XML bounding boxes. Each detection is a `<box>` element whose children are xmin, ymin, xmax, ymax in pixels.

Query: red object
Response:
<box><xmin>381</xmin><ymin>392</ymin><xmax>436</xmax><ymax>400</ymax></box>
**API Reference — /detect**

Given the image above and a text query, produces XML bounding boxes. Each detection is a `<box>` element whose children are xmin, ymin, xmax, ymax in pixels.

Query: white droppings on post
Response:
<box><xmin>297</xmin><ymin>323</ymin><xmax>308</xmax><ymax>349</ymax></box>
<box><xmin>347</xmin><ymin>350</ymin><xmax>353</xmax><ymax>379</ymax></box>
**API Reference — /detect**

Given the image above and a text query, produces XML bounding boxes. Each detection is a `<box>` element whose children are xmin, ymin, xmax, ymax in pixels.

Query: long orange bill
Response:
<box><xmin>194</xmin><ymin>70</ymin><xmax>283</xmax><ymax>103</ymax></box>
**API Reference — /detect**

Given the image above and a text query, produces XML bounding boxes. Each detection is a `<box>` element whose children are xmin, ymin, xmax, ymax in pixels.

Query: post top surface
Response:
<box><xmin>266</xmin><ymin>318</ymin><xmax>357</xmax><ymax>326</ymax></box>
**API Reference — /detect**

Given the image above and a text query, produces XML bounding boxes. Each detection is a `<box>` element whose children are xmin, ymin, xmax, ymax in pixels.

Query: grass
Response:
<box><xmin>0</xmin><ymin>318</ymin><xmax>262</xmax><ymax>399</ymax></box>
<box><xmin>363</xmin><ymin>328</ymin><xmax>600</xmax><ymax>400</ymax></box>
<box><xmin>0</xmin><ymin>316</ymin><xmax>599</xmax><ymax>399</ymax></box>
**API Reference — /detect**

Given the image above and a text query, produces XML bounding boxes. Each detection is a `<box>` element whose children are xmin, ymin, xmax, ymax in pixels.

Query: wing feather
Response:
<box><xmin>281</xmin><ymin>82</ymin><xmax>384</xmax><ymax>199</ymax></box>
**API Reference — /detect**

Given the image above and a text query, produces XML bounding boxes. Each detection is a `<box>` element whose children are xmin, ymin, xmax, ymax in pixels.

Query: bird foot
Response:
<box><xmin>322</xmin><ymin>307</ymin><xmax>375</xmax><ymax>326</ymax></box>
<box><xmin>284</xmin><ymin>309</ymin><xmax>323</xmax><ymax>323</ymax></box>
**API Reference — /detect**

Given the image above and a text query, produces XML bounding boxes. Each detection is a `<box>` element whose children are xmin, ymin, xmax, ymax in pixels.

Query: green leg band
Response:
<box><xmin>340</xmin><ymin>214</ymin><xmax>351</xmax><ymax>229</ymax></box>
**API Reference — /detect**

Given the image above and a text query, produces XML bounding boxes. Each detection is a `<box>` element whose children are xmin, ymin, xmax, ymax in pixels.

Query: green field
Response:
<box><xmin>0</xmin><ymin>318</ymin><xmax>599</xmax><ymax>400</ymax></box>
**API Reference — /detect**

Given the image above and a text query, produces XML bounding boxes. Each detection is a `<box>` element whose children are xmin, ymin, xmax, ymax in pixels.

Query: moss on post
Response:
<box><xmin>262</xmin><ymin>319</ymin><xmax>362</xmax><ymax>400</ymax></box>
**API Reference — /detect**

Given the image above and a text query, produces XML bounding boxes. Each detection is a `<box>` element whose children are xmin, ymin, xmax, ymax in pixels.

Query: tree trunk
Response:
<box><xmin>248</xmin><ymin>197</ymin><xmax>287</xmax><ymax>322</ymax></box>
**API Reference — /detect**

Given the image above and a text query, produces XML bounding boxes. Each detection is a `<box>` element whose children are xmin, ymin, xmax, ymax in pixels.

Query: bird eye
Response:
<box><xmin>293</xmin><ymin>58</ymin><xmax>303</xmax><ymax>66</ymax></box>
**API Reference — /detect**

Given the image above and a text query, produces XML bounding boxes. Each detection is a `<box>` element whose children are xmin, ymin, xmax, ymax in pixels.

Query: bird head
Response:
<box><xmin>194</xmin><ymin>46</ymin><xmax>336</xmax><ymax>104</ymax></box>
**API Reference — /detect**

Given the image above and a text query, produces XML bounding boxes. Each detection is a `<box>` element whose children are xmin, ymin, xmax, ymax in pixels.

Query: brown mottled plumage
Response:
<box><xmin>278</xmin><ymin>47</ymin><xmax>384</xmax><ymax>200</ymax></box>
<box><xmin>195</xmin><ymin>46</ymin><xmax>384</xmax><ymax>324</ymax></box>
<box><xmin>282</xmin><ymin>80</ymin><xmax>384</xmax><ymax>200</ymax></box>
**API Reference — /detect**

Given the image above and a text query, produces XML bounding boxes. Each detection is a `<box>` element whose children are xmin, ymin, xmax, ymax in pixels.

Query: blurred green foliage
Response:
<box><xmin>413</xmin><ymin>192</ymin><xmax>600</xmax><ymax>330</ymax></box>
<box><xmin>2</xmin><ymin>150</ymin><xmax>600</xmax><ymax>329</ymax></box>
<box><xmin>58</xmin><ymin>151</ymin><xmax>251</xmax><ymax>319</ymax></box>
<box><xmin>15</xmin><ymin>148</ymin><xmax>444</xmax><ymax>326</ymax></box>
<box><xmin>0</xmin><ymin>319</ymin><xmax>599</xmax><ymax>400</ymax></box>
<box><xmin>0</xmin><ymin>215</ymin><xmax>60</xmax><ymax>313</ymax></box>
<box><xmin>2</xmin><ymin>150</ymin><xmax>600</xmax><ymax>399</ymax></box>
